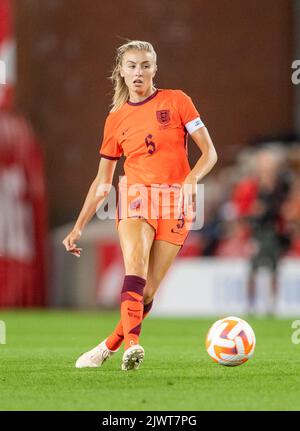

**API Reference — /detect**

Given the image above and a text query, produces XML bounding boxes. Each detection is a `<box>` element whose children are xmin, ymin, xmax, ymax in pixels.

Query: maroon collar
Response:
<box><xmin>127</xmin><ymin>89</ymin><xmax>159</xmax><ymax>106</ymax></box>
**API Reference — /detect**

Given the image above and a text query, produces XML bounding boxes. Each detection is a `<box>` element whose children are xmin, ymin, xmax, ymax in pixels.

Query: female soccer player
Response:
<box><xmin>62</xmin><ymin>40</ymin><xmax>217</xmax><ymax>371</ymax></box>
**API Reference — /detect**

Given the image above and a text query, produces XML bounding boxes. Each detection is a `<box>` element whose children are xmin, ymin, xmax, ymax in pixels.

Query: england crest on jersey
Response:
<box><xmin>156</xmin><ymin>110</ymin><xmax>170</xmax><ymax>124</ymax></box>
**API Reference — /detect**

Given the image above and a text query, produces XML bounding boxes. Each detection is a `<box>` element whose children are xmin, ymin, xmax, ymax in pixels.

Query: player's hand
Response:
<box><xmin>177</xmin><ymin>175</ymin><xmax>197</xmax><ymax>220</ymax></box>
<box><xmin>62</xmin><ymin>228</ymin><xmax>83</xmax><ymax>258</ymax></box>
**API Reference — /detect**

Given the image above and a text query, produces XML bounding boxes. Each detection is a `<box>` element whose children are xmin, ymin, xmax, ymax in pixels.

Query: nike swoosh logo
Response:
<box><xmin>128</xmin><ymin>308</ymin><xmax>141</xmax><ymax>312</ymax></box>
<box><xmin>171</xmin><ymin>229</ymin><xmax>184</xmax><ymax>235</ymax></box>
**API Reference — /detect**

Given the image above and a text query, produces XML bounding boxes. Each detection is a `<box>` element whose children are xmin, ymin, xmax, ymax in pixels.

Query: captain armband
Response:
<box><xmin>185</xmin><ymin>117</ymin><xmax>205</xmax><ymax>135</ymax></box>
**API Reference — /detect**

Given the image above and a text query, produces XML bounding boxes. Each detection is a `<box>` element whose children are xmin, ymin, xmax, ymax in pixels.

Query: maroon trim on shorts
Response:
<box><xmin>99</xmin><ymin>153</ymin><xmax>121</xmax><ymax>160</ymax></box>
<box><xmin>127</xmin><ymin>89</ymin><xmax>159</xmax><ymax>106</ymax></box>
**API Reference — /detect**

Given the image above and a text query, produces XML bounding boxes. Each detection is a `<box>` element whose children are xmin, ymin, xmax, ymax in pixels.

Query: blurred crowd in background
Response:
<box><xmin>196</xmin><ymin>141</ymin><xmax>300</xmax><ymax>260</ymax></box>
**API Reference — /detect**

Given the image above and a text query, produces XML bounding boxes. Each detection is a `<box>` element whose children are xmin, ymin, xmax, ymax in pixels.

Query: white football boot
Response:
<box><xmin>121</xmin><ymin>344</ymin><xmax>145</xmax><ymax>371</ymax></box>
<box><xmin>75</xmin><ymin>339</ymin><xmax>119</xmax><ymax>368</ymax></box>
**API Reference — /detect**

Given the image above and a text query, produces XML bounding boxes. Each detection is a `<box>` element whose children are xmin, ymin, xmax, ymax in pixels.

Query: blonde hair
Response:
<box><xmin>109</xmin><ymin>40</ymin><xmax>157</xmax><ymax>112</ymax></box>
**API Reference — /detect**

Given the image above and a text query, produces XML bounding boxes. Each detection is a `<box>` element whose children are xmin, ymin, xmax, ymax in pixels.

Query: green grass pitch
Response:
<box><xmin>0</xmin><ymin>310</ymin><xmax>300</xmax><ymax>411</ymax></box>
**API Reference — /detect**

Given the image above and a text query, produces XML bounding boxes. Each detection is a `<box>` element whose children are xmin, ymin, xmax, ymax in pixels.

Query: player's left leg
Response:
<box><xmin>143</xmin><ymin>239</ymin><xmax>181</xmax><ymax>305</ymax></box>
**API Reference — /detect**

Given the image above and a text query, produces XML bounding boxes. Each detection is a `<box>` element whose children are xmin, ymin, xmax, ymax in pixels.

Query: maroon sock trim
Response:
<box><xmin>121</xmin><ymin>292</ymin><xmax>140</xmax><ymax>302</ymax></box>
<box><xmin>143</xmin><ymin>300</ymin><xmax>153</xmax><ymax>314</ymax></box>
<box><xmin>129</xmin><ymin>322</ymin><xmax>142</xmax><ymax>336</ymax></box>
<box><xmin>121</xmin><ymin>275</ymin><xmax>146</xmax><ymax>296</ymax></box>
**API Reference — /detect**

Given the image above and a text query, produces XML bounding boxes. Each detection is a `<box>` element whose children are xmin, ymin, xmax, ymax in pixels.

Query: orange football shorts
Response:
<box><xmin>115</xmin><ymin>181</ymin><xmax>193</xmax><ymax>246</ymax></box>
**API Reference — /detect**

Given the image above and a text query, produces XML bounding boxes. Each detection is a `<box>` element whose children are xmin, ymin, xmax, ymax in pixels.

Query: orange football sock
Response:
<box><xmin>105</xmin><ymin>300</ymin><xmax>153</xmax><ymax>351</ymax></box>
<box><xmin>105</xmin><ymin>320</ymin><xmax>124</xmax><ymax>352</ymax></box>
<box><xmin>121</xmin><ymin>291</ymin><xmax>143</xmax><ymax>350</ymax></box>
<box><xmin>113</xmin><ymin>275</ymin><xmax>146</xmax><ymax>350</ymax></box>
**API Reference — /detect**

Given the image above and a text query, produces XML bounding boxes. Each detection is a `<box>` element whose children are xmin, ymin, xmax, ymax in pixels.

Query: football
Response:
<box><xmin>205</xmin><ymin>316</ymin><xmax>256</xmax><ymax>366</ymax></box>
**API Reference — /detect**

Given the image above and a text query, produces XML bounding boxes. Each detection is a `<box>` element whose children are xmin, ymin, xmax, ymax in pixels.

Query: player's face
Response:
<box><xmin>120</xmin><ymin>50</ymin><xmax>157</xmax><ymax>94</ymax></box>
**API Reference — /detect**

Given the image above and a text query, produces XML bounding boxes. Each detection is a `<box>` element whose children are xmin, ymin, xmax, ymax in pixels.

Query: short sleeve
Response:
<box><xmin>176</xmin><ymin>90</ymin><xmax>205</xmax><ymax>134</ymax></box>
<box><xmin>99</xmin><ymin>115</ymin><xmax>123</xmax><ymax>160</ymax></box>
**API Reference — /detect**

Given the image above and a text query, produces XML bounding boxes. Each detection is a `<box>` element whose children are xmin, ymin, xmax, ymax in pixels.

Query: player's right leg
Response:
<box><xmin>104</xmin><ymin>299</ymin><xmax>153</xmax><ymax>353</ymax></box>
<box><xmin>75</xmin><ymin>218</ymin><xmax>154</xmax><ymax>370</ymax></box>
<box><xmin>117</xmin><ymin>217</ymin><xmax>155</xmax><ymax>370</ymax></box>
<box><xmin>105</xmin><ymin>202</ymin><xmax>187</xmax><ymax>354</ymax></box>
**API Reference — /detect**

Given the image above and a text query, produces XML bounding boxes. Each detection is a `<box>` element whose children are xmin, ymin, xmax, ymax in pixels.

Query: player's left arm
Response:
<box><xmin>179</xmin><ymin>126</ymin><xmax>217</xmax><ymax>214</ymax></box>
<box><xmin>176</xmin><ymin>90</ymin><xmax>217</xmax><ymax>213</ymax></box>
<box><xmin>187</xmin><ymin>126</ymin><xmax>218</xmax><ymax>183</ymax></box>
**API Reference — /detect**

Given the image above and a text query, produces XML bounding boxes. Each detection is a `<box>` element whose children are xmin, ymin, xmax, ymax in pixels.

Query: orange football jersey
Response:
<box><xmin>99</xmin><ymin>89</ymin><xmax>202</xmax><ymax>186</ymax></box>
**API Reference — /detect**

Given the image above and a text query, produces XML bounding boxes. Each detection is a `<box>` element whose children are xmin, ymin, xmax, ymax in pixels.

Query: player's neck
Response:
<box><xmin>128</xmin><ymin>86</ymin><xmax>157</xmax><ymax>103</ymax></box>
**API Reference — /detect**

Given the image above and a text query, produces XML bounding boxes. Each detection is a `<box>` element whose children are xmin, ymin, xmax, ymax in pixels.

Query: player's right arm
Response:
<box><xmin>62</xmin><ymin>157</ymin><xmax>118</xmax><ymax>257</ymax></box>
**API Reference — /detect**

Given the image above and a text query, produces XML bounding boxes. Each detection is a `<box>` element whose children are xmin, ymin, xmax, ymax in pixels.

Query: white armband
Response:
<box><xmin>185</xmin><ymin>117</ymin><xmax>205</xmax><ymax>135</ymax></box>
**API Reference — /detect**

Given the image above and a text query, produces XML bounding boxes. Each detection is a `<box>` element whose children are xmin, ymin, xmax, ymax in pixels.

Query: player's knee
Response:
<box><xmin>125</xmin><ymin>254</ymin><xmax>148</xmax><ymax>276</ymax></box>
